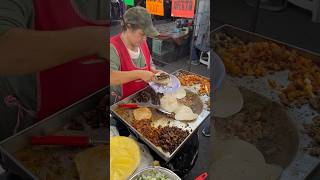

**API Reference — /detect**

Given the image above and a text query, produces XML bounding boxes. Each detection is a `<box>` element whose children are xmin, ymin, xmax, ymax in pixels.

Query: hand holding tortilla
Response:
<box><xmin>149</xmin><ymin>73</ymin><xmax>181</xmax><ymax>94</ymax></box>
<box><xmin>137</xmin><ymin>70</ymin><xmax>155</xmax><ymax>83</ymax></box>
<box><xmin>153</xmin><ymin>72</ymin><xmax>171</xmax><ymax>86</ymax></box>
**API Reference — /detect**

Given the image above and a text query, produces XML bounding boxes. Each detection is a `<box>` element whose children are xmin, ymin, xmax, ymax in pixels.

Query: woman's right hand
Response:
<box><xmin>135</xmin><ymin>70</ymin><xmax>155</xmax><ymax>83</ymax></box>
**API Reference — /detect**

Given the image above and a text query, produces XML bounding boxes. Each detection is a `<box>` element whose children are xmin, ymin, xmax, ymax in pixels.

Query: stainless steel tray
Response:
<box><xmin>0</xmin><ymin>88</ymin><xmax>107</xmax><ymax>180</ymax></box>
<box><xmin>211</xmin><ymin>25</ymin><xmax>320</xmax><ymax>180</ymax></box>
<box><xmin>110</xmin><ymin>69</ymin><xmax>210</xmax><ymax>162</ymax></box>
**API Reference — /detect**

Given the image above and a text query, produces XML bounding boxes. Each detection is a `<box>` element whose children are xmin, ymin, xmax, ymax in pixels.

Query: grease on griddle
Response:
<box><xmin>303</xmin><ymin>116</ymin><xmax>320</xmax><ymax>157</ymax></box>
<box><xmin>184</xmin><ymin>123</ymin><xmax>191</xmax><ymax>129</ymax></box>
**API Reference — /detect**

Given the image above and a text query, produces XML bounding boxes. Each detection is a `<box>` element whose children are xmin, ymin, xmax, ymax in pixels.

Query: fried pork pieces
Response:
<box><xmin>132</xmin><ymin>119</ymin><xmax>189</xmax><ymax>153</ymax></box>
<box><xmin>214</xmin><ymin>32</ymin><xmax>320</xmax><ymax>107</ymax></box>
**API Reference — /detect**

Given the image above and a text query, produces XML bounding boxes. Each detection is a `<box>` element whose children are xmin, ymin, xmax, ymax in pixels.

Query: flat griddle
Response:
<box><xmin>111</xmin><ymin>69</ymin><xmax>210</xmax><ymax>162</ymax></box>
<box><xmin>211</xmin><ymin>25</ymin><xmax>320</xmax><ymax>180</ymax></box>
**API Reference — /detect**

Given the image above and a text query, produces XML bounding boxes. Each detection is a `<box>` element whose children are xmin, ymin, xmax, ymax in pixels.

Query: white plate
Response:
<box><xmin>149</xmin><ymin>74</ymin><xmax>181</xmax><ymax>94</ymax></box>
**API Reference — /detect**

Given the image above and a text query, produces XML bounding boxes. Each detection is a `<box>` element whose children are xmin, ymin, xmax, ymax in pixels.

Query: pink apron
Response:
<box><xmin>110</xmin><ymin>33</ymin><xmax>151</xmax><ymax>98</ymax></box>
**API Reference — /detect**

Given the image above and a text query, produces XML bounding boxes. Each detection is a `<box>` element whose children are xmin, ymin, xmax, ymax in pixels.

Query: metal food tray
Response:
<box><xmin>0</xmin><ymin>88</ymin><xmax>107</xmax><ymax>180</ymax></box>
<box><xmin>110</xmin><ymin>69</ymin><xmax>210</xmax><ymax>162</ymax></box>
<box><xmin>211</xmin><ymin>25</ymin><xmax>320</xmax><ymax>180</ymax></box>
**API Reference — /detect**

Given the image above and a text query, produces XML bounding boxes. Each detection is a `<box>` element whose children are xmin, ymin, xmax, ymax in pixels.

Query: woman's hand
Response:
<box><xmin>135</xmin><ymin>70</ymin><xmax>155</xmax><ymax>82</ymax></box>
<box><xmin>151</xmin><ymin>68</ymin><xmax>164</xmax><ymax>74</ymax></box>
<box><xmin>110</xmin><ymin>70</ymin><xmax>155</xmax><ymax>86</ymax></box>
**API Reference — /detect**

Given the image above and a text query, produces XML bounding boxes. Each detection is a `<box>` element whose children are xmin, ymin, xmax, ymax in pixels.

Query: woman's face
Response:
<box><xmin>126</xmin><ymin>28</ymin><xmax>147</xmax><ymax>47</ymax></box>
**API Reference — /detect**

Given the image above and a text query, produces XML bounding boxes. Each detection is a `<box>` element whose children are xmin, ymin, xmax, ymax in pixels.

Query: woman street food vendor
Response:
<box><xmin>110</xmin><ymin>6</ymin><xmax>162</xmax><ymax>101</ymax></box>
<box><xmin>0</xmin><ymin>0</ymin><xmax>108</xmax><ymax>141</ymax></box>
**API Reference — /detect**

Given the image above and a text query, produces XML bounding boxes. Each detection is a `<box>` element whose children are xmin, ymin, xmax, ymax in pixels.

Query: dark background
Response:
<box><xmin>211</xmin><ymin>0</ymin><xmax>320</xmax><ymax>54</ymax></box>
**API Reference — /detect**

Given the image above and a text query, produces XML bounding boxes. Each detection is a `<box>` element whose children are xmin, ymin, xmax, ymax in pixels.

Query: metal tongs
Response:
<box><xmin>118</xmin><ymin>102</ymin><xmax>172</xmax><ymax>115</ymax></box>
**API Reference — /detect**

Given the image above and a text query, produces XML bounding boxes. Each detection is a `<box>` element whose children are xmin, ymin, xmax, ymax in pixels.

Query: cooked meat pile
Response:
<box><xmin>177</xmin><ymin>73</ymin><xmax>210</xmax><ymax>96</ymax></box>
<box><xmin>213</xmin><ymin>32</ymin><xmax>245</xmax><ymax>50</ymax></box>
<box><xmin>158</xmin><ymin>126</ymin><xmax>190</xmax><ymax>153</ymax></box>
<box><xmin>132</xmin><ymin>119</ymin><xmax>189</xmax><ymax>154</ymax></box>
<box><xmin>132</xmin><ymin>119</ymin><xmax>161</xmax><ymax>145</ymax></box>
<box><xmin>66</xmin><ymin>96</ymin><xmax>108</xmax><ymax>130</ymax></box>
<box><xmin>213</xmin><ymin>32</ymin><xmax>320</xmax><ymax>107</ymax></box>
<box><xmin>131</xmin><ymin>87</ymin><xmax>162</xmax><ymax>105</ymax></box>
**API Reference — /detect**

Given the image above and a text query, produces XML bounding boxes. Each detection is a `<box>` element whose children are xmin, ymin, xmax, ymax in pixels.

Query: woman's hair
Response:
<box><xmin>121</xmin><ymin>19</ymin><xmax>141</xmax><ymax>32</ymax></box>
